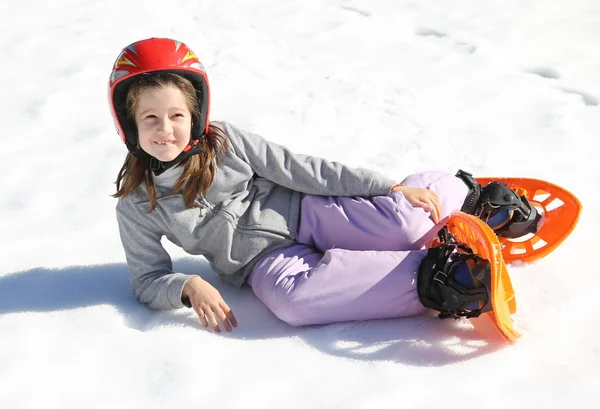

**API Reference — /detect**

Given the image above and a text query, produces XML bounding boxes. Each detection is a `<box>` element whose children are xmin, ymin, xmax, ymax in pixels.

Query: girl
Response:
<box><xmin>109</xmin><ymin>38</ymin><xmax>536</xmax><ymax>333</ymax></box>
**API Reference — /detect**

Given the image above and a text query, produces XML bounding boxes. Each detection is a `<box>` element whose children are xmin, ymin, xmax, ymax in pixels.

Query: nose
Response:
<box><xmin>156</xmin><ymin>116</ymin><xmax>173</xmax><ymax>135</ymax></box>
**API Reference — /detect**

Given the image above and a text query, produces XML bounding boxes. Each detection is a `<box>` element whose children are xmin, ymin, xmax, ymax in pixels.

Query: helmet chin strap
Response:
<box><xmin>146</xmin><ymin>138</ymin><xmax>206</xmax><ymax>176</ymax></box>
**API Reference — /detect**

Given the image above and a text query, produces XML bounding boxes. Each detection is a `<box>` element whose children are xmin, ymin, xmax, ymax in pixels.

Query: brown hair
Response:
<box><xmin>112</xmin><ymin>73</ymin><xmax>228</xmax><ymax>212</ymax></box>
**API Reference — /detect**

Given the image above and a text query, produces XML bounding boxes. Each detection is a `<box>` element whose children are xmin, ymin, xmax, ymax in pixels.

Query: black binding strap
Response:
<box><xmin>418</xmin><ymin>228</ymin><xmax>493</xmax><ymax>320</ymax></box>
<box><xmin>455</xmin><ymin>169</ymin><xmax>541</xmax><ymax>238</ymax></box>
<box><xmin>456</xmin><ymin>169</ymin><xmax>481</xmax><ymax>214</ymax></box>
<box><xmin>146</xmin><ymin>140</ymin><xmax>206</xmax><ymax>176</ymax></box>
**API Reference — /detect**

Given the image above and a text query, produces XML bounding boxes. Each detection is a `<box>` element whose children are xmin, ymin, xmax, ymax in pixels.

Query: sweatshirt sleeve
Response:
<box><xmin>116</xmin><ymin>206</ymin><xmax>195</xmax><ymax>310</ymax></box>
<box><xmin>221</xmin><ymin>122</ymin><xmax>397</xmax><ymax>197</ymax></box>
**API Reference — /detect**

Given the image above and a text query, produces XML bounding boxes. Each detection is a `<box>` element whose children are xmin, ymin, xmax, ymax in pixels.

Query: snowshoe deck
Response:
<box><xmin>445</xmin><ymin>212</ymin><xmax>520</xmax><ymax>343</ymax></box>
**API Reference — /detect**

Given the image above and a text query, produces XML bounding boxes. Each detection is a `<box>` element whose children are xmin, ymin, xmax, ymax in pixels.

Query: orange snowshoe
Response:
<box><xmin>475</xmin><ymin>177</ymin><xmax>582</xmax><ymax>264</ymax></box>
<box><xmin>439</xmin><ymin>212</ymin><xmax>520</xmax><ymax>343</ymax></box>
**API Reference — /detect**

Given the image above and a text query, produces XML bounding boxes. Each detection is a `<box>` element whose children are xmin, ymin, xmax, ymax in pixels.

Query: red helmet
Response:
<box><xmin>108</xmin><ymin>38</ymin><xmax>210</xmax><ymax>155</ymax></box>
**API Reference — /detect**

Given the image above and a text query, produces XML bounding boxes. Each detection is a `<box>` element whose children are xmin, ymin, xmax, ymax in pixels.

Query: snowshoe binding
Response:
<box><xmin>418</xmin><ymin>228</ymin><xmax>493</xmax><ymax>320</ymax></box>
<box><xmin>456</xmin><ymin>169</ymin><xmax>541</xmax><ymax>239</ymax></box>
<box><xmin>430</xmin><ymin>213</ymin><xmax>521</xmax><ymax>342</ymax></box>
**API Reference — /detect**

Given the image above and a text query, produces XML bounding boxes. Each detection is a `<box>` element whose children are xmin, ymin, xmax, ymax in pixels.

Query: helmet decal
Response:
<box><xmin>181</xmin><ymin>50</ymin><xmax>198</xmax><ymax>63</ymax></box>
<box><xmin>115</xmin><ymin>54</ymin><xmax>137</xmax><ymax>67</ymax></box>
<box><xmin>125</xmin><ymin>44</ymin><xmax>138</xmax><ymax>55</ymax></box>
<box><xmin>110</xmin><ymin>69</ymin><xmax>130</xmax><ymax>83</ymax></box>
<box><xmin>190</xmin><ymin>62</ymin><xmax>205</xmax><ymax>72</ymax></box>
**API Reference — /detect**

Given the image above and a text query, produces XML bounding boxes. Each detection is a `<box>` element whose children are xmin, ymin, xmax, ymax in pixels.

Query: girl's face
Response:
<box><xmin>134</xmin><ymin>85</ymin><xmax>192</xmax><ymax>162</ymax></box>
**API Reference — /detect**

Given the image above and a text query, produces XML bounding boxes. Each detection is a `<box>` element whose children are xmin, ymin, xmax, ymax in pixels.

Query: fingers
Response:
<box><xmin>221</xmin><ymin>302</ymin><xmax>238</xmax><ymax>329</ymax></box>
<box><xmin>434</xmin><ymin>196</ymin><xmax>442</xmax><ymax>224</ymax></box>
<box><xmin>429</xmin><ymin>193</ymin><xmax>442</xmax><ymax>224</ymax></box>
<box><xmin>421</xmin><ymin>191</ymin><xmax>442</xmax><ymax>224</ymax></box>
<box><xmin>192</xmin><ymin>302</ymin><xmax>237</xmax><ymax>333</ymax></box>
<box><xmin>191</xmin><ymin>301</ymin><xmax>221</xmax><ymax>332</ymax></box>
<box><xmin>192</xmin><ymin>303</ymin><xmax>209</xmax><ymax>328</ymax></box>
<box><xmin>203</xmin><ymin>305</ymin><xmax>222</xmax><ymax>333</ymax></box>
<box><xmin>401</xmin><ymin>186</ymin><xmax>443</xmax><ymax>224</ymax></box>
<box><xmin>211</xmin><ymin>304</ymin><xmax>233</xmax><ymax>332</ymax></box>
<box><xmin>209</xmin><ymin>303</ymin><xmax>238</xmax><ymax>333</ymax></box>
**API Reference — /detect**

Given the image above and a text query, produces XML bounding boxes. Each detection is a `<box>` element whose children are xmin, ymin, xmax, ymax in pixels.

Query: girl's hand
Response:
<box><xmin>392</xmin><ymin>185</ymin><xmax>443</xmax><ymax>224</ymax></box>
<box><xmin>182</xmin><ymin>276</ymin><xmax>238</xmax><ymax>333</ymax></box>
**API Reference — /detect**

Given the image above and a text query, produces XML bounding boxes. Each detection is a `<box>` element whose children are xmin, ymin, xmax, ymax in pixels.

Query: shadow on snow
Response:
<box><xmin>0</xmin><ymin>258</ymin><xmax>505</xmax><ymax>366</ymax></box>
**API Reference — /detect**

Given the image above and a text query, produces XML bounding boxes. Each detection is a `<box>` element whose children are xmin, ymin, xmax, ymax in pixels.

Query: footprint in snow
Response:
<box><xmin>454</xmin><ymin>41</ymin><xmax>477</xmax><ymax>54</ymax></box>
<box><xmin>524</xmin><ymin>68</ymin><xmax>598</xmax><ymax>106</ymax></box>
<box><xmin>340</xmin><ymin>3</ymin><xmax>371</xmax><ymax>17</ymax></box>
<box><xmin>525</xmin><ymin>67</ymin><xmax>561</xmax><ymax>80</ymax></box>
<box><xmin>414</xmin><ymin>27</ymin><xmax>447</xmax><ymax>38</ymax></box>
<box><xmin>414</xmin><ymin>28</ymin><xmax>476</xmax><ymax>54</ymax></box>
<box><xmin>559</xmin><ymin>87</ymin><xmax>599</xmax><ymax>106</ymax></box>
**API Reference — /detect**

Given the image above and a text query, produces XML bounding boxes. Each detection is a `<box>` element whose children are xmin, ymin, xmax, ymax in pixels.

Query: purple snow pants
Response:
<box><xmin>247</xmin><ymin>171</ymin><xmax>469</xmax><ymax>326</ymax></box>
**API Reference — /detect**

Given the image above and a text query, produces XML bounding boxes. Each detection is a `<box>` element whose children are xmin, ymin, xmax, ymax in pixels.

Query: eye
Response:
<box><xmin>173</xmin><ymin>113</ymin><xmax>185</xmax><ymax>118</ymax></box>
<box><xmin>144</xmin><ymin>114</ymin><xmax>157</xmax><ymax>120</ymax></box>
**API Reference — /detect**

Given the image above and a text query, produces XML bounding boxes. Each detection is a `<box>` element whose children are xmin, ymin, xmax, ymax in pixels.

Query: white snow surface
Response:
<box><xmin>1</xmin><ymin>0</ymin><xmax>599</xmax><ymax>407</ymax></box>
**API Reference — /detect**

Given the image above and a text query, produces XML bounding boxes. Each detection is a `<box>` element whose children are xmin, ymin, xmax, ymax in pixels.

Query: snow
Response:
<box><xmin>1</xmin><ymin>0</ymin><xmax>599</xmax><ymax>407</ymax></box>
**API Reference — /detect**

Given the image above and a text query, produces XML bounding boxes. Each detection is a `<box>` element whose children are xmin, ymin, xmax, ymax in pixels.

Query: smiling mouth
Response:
<box><xmin>154</xmin><ymin>141</ymin><xmax>175</xmax><ymax>145</ymax></box>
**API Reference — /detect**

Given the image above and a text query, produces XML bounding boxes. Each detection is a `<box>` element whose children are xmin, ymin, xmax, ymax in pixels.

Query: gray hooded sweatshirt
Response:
<box><xmin>116</xmin><ymin>121</ymin><xmax>397</xmax><ymax>310</ymax></box>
